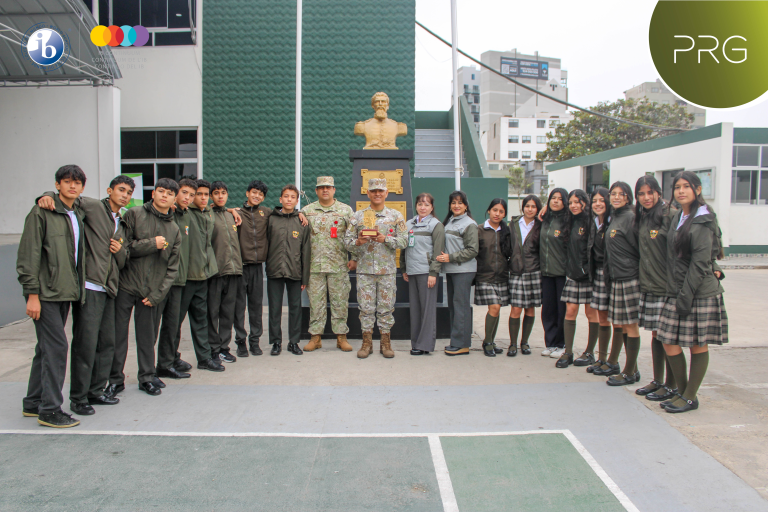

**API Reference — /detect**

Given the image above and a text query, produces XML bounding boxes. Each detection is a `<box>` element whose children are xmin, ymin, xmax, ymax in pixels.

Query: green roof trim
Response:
<box><xmin>546</xmin><ymin>123</ymin><xmax>723</xmax><ymax>172</ymax></box>
<box><xmin>733</xmin><ymin>128</ymin><xmax>768</xmax><ymax>144</ymax></box>
<box><xmin>415</xmin><ymin>111</ymin><xmax>451</xmax><ymax>130</ymax></box>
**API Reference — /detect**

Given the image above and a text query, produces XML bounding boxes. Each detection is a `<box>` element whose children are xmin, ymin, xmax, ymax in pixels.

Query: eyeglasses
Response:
<box><xmin>610</xmin><ymin>192</ymin><xmax>626</xmax><ymax>198</ymax></box>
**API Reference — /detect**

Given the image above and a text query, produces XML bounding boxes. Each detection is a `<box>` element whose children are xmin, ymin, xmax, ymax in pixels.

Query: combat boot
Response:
<box><xmin>337</xmin><ymin>334</ymin><xmax>353</xmax><ymax>352</ymax></box>
<box><xmin>380</xmin><ymin>332</ymin><xmax>395</xmax><ymax>358</ymax></box>
<box><xmin>358</xmin><ymin>332</ymin><xmax>373</xmax><ymax>359</ymax></box>
<box><xmin>304</xmin><ymin>335</ymin><xmax>322</xmax><ymax>352</ymax></box>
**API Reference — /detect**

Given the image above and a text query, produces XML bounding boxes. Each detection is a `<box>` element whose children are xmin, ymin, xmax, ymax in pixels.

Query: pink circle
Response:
<box><xmin>133</xmin><ymin>25</ymin><xmax>149</xmax><ymax>47</ymax></box>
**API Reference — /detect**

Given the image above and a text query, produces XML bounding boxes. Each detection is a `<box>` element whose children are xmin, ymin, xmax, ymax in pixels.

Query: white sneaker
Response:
<box><xmin>541</xmin><ymin>347</ymin><xmax>553</xmax><ymax>356</ymax></box>
<box><xmin>549</xmin><ymin>347</ymin><xmax>565</xmax><ymax>358</ymax></box>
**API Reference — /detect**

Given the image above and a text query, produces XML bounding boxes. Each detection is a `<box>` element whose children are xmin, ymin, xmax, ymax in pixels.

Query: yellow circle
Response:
<box><xmin>90</xmin><ymin>25</ymin><xmax>110</xmax><ymax>46</ymax></box>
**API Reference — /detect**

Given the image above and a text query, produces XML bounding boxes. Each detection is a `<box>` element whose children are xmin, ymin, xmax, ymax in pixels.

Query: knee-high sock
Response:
<box><xmin>508</xmin><ymin>317</ymin><xmax>521</xmax><ymax>349</ymax></box>
<box><xmin>606</xmin><ymin>328</ymin><xmax>625</xmax><ymax>365</ymax></box>
<box><xmin>564</xmin><ymin>319</ymin><xmax>577</xmax><ymax>355</ymax></box>
<box><xmin>682</xmin><ymin>352</ymin><xmax>709</xmax><ymax>402</ymax></box>
<box><xmin>622</xmin><ymin>336</ymin><xmax>641</xmax><ymax>374</ymax></box>
<box><xmin>667</xmin><ymin>352</ymin><xmax>688</xmax><ymax>398</ymax></box>
<box><xmin>520</xmin><ymin>315</ymin><xmax>535</xmax><ymax>347</ymax></box>
<box><xmin>484</xmin><ymin>313</ymin><xmax>499</xmax><ymax>345</ymax></box>
<box><xmin>491</xmin><ymin>314</ymin><xmax>501</xmax><ymax>344</ymax></box>
<box><xmin>651</xmin><ymin>337</ymin><xmax>666</xmax><ymax>383</ymax></box>
<box><xmin>663</xmin><ymin>357</ymin><xmax>676</xmax><ymax>389</ymax></box>
<box><xmin>597</xmin><ymin>325</ymin><xmax>611</xmax><ymax>361</ymax></box>
<box><xmin>585</xmin><ymin>322</ymin><xmax>599</xmax><ymax>354</ymax></box>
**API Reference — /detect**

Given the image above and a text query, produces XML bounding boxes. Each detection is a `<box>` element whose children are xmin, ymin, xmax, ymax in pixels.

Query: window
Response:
<box><xmin>509</xmin><ymin>119</ymin><xmax>519</xmax><ymax>128</ymax></box>
<box><xmin>98</xmin><ymin>0</ymin><xmax>197</xmax><ymax>46</ymax></box>
<box><xmin>652</xmin><ymin>87</ymin><xmax>659</xmax><ymax>93</ymax></box>
<box><xmin>464</xmin><ymin>84</ymin><xmax>469</xmax><ymax>92</ymax></box>
<box><xmin>586</xmin><ymin>162</ymin><xmax>610</xmax><ymax>193</ymax></box>
<box><xmin>522</xmin><ymin>151</ymin><xmax>531</xmax><ymax>159</ymax></box>
<box><xmin>473</xmin><ymin>85</ymin><xmax>479</xmax><ymax>93</ymax></box>
<box><xmin>121</xmin><ymin>129</ymin><xmax>198</xmax><ymax>203</ymax></box>
<box><xmin>731</xmin><ymin>145</ymin><xmax>768</xmax><ymax>204</ymax></box>
<box><xmin>473</xmin><ymin>94</ymin><xmax>479</xmax><ymax>103</ymax></box>
<box><xmin>493</xmin><ymin>123</ymin><xmax>496</xmax><ymax>138</ymax></box>
<box><xmin>734</xmin><ymin>146</ymin><xmax>759</xmax><ymax>167</ymax></box>
<box><xmin>471</xmin><ymin>74</ymin><xmax>475</xmax><ymax>80</ymax></box>
<box><xmin>508</xmin><ymin>136</ymin><xmax>519</xmax><ymax>143</ymax></box>
<box><xmin>536</xmin><ymin>120</ymin><xmax>545</xmax><ymax>128</ymax></box>
<box><xmin>732</xmin><ymin>171</ymin><xmax>758</xmax><ymax>203</ymax></box>
<box><xmin>473</xmin><ymin>114</ymin><xmax>479</xmax><ymax>123</ymax></box>
<box><xmin>508</xmin><ymin>151</ymin><xmax>519</xmax><ymax>159</ymax></box>
<box><xmin>536</xmin><ymin>136</ymin><xmax>546</xmax><ymax>144</ymax></box>
<box><xmin>522</xmin><ymin>136</ymin><xmax>531</xmax><ymax>144</ymax></box>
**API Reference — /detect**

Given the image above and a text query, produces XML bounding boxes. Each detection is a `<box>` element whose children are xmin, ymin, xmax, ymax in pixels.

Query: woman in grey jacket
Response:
<box><xmin>401</xmin><ymin>193</ymin><xmax>445</xmax><ymax>355</ymax></box>
<box><xmin>435</xmin><ymin>191</ymin><xmax>478</xmax><ymax>356</ymax></box>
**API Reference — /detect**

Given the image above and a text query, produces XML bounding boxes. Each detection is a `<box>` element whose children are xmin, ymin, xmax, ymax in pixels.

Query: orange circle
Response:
<box><xmin>90</xmin><ymin>25</ymin><xmax>111</xmax><ymax>46</ymax></box>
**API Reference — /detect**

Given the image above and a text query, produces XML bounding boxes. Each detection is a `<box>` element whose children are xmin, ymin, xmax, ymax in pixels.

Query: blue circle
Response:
<box><xmin>26</xmin><ymin>28</ymin><xmax>65</xmax><ymax>66</ymax></box>
<box><xmin>120</xmin><ymin>25</ymin><xmax>136</xmax><ymax>46</ymax></box>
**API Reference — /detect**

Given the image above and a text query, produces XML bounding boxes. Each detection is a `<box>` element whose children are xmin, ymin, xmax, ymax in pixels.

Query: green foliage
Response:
<box><xmin>506</xmin><ymin>164</ymin><xmax>531</xmax><ymax>212</ymax></box>
<box><xmin>541</xmin><ymin>98</ymin><xmax>695</xmax><ymax>162</ymax></box>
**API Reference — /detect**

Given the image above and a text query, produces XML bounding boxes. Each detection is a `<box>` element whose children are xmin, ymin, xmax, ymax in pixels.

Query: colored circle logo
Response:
<box><xmin>26</xmin><ymin>28</ymin><xmax>65</xmax><ymax>66</ymax></box>
<box><xmin>90</xmin><ymin>25</ymin><xmax>149</xmax><ymax>47</ymax></box>
<box><xmin>649</xmin><ymin>1</ymin><xmax>768</xmax><ymax>109</ymax></box>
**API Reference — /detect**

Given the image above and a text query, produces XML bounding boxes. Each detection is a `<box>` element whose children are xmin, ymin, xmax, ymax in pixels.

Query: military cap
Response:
<box><xmin>367</xmin><ymin>178</ymin><xmax>387</xmax><ymax>191</ymax></box>
<box><xmin>316</xmin><ymin>176</ymin><xmax>335</xmax><ymax>187</ymax></box>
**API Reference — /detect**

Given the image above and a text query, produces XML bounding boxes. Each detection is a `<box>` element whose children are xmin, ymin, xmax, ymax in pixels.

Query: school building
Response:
<box><xmin>545</xmin><ymin>123</ymin><xmax>768</xmax><ymax>255</ymax></box>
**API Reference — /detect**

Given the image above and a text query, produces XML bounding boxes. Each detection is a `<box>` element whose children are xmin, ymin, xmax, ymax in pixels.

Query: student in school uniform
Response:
<box><xmin>555</xmin><ymin>189</ymin><xmax>600</xmax><ymax>368</ymax></box>
<box><xmin>435</xmin><ymin>191</ymin><xmax>478</xmax><ymax>356</ymax></box>
<box><xmin>539</xmin><ymin>188</ymin><xmax>569</xmax><ymax>359</ymax></box>
<box><xmin>474</xmin><ymin>199</ymin><xmax>510</xmax><ymax>357</ymax></box>
<box><xmin>584</xmin><ymin>188</ymin><xmax>614</xmax><ymax>373</ymax></box>
<box><xmin>503</xmin><ymin>195</ymin><xmax>542</xmax><ymax>357</ymax></box>
<box><xmin>400</xmin><ymin>193</ymin><xmax>445</xmax><ymax>355</ymax></box>
<box><xmin>657</xmin><ymin>171</ymin><xmax>728</xmax><ymax>413</ymax></box>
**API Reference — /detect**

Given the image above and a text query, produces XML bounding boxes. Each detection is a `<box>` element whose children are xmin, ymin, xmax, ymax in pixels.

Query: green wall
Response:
<box><xmin>203</xmin><ymin>0</ymin><xmax>415</xmax><ymax>208</ymax></box>
<box><xmin>411</xmin><ymin>177</ymin><xmax>509</xmax><ymax>222</ymax></box>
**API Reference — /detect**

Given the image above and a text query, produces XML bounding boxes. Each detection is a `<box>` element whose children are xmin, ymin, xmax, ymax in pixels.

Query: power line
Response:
<box><xmin>415</xmin><ymin>21</ymin><xmax>689</xmax><ymax>133</ymax></box>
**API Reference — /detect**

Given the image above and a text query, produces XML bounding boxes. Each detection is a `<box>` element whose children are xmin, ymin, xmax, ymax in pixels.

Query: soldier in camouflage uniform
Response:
<box><xmin>344</xmin><ymin>178</ymin><xmax>408</xmax><ymax>358</ymax></box>
<box><xmin>302</xmin><ymin>177</ymin><xmax>356</xmax><ymax>352</ymax></box>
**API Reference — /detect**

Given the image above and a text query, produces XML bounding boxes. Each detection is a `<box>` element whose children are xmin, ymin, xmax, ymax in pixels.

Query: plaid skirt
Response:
<box><xmin>474</xmin><ymin>281</ymin><xmax>510</xmax><ymax>306</ymax></box>
<box><xmin>657</xmin><ymin>295</ymin><xmax>729</xmax><ymax>347</ymax></box>
<box><xmin>590</xmin><ymin>267</ymin><xmax>609</xmax><ymax>311</ymax></box>
<box><xmin>561</xmin><ymin>278</ymin><xmax>592</xmax><ymax>304</ymax></box>
<box><xmin>638</xmin><ymin>293</ymin><xmax>666</xmax><ymax>332</ymax></box>
<box><xmin>508</xmin><ymin>271</ymin><xmax>542</xmax><ymax>308</ymax></box>
<box><xmin>607</xmin><ymin>278</ymin><xmax>641</xmax><ymax>325</ymax></box>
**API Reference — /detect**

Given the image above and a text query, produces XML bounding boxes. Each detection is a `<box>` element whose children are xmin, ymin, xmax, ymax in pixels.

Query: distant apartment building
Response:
<box><xmin>452</xmin><ymin>66</ymin><xmax>480</xmax><ymax>133</ymax></box>
<box><xmin>624</xmin><ymin>79</ymin><xmax>706</xmax><ymax>128</ymax></box>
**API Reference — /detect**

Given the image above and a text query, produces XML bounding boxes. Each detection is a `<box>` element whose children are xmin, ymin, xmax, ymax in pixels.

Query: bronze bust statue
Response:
<box><xmin>354</xmin><ymin>92</ymin><xmax>407</xmax><ymax>150</ymax></box>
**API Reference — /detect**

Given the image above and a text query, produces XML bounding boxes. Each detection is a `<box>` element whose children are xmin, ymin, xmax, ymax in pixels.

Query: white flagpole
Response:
<box><xmin>295</xmin><ymin>0</ymin><xmax>303</xmax><ymax>206</ymax></box>
<box><xmin>451</xmin><ymin>0</ymin><xmax>461</xmax><ymax>190</ymax></box>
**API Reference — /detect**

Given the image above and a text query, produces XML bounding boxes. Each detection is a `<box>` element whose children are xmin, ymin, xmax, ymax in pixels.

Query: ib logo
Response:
<box><xmin>90</xmin><ymin>25</ymin><xmax>150</xmax><ymax>47</ymax></box>
<box><xmin>649</xmin><ymin>1</ymin><xmax>768</xmax><ymax>109</ymax></box>
<box><xmin>22</xmin><ymin>22</ymin><xmax>70</xmax><ymax>70</ymax></box>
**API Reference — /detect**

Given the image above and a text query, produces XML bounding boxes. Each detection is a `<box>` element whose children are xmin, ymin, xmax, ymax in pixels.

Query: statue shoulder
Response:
<box><xmin>396</xmin><ymin>121</ymin><xmax>407</xmax><ymax>136</ymax></box>
<box><xmin>354</xmin><ymin>120</ymin><xmax>367</xmax><ymax>135</ymax></box>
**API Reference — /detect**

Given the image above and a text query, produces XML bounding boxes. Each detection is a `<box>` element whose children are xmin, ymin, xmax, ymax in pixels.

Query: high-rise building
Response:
<box><xmin>624</xmin><ymin>79</ymin><xmax>706</xmax><ymax>128</ymax></box>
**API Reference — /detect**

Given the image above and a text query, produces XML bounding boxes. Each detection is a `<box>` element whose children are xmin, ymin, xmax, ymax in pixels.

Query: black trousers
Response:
<box><xmin>234</xmin><ymin>263</ymin><xmax>264</xmax><ymax>346</ymax></box>
<box><xmin>267</xmin><ymin>277</ymin><xmax>302</xmax><ymax>345</ymax></box>
<box><xmin>113</xmin><ymin>290</ymin><xmax>159</xmax><ymax>385</ymax></box>
<box><xmin>541</xmin><ymin>275</ymin><xmax>567</xmax><ymax>348</ymax></box>
<box><xmin>177</xmin><ymin>280</ymin><xmax>211</xmax><ymax>363</ymax></box>
<box><xmin>71</xmin><ymin>289</ymin><xmax>115</xmax><ymax>403</ymax></box>
<box><xmin>24</xmin><ymin>300</ymin><xmax>71</xmax><ymax>414</ymax></box>
<box><xmin>208</xmin><ymin>274</ymin><xmax>240</xmax><ymax>354</ymax></box>
<box><xmin>155</xmin><ymin>285</ymin><xmax>183</xmax><ymax>370</ymax></box>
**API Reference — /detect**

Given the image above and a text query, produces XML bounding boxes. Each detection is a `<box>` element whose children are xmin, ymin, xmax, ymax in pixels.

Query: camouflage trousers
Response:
<box><xmin>307</xmin><ymin>272</ymin><xmax>351</xmax><ymax>335</ymax></box>
<box><xmin>357</xmin><ymin>273</ymin><xmax>396</xmax><ymax>334</ymax></box>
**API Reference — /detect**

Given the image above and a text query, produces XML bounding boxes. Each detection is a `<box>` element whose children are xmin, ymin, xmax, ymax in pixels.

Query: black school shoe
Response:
<box><xmin>173</xmin><ymin>359</ymin><xmax>193</xmax><ymax>372</ymax></box>
<box><xmin>38</xmin><ymin>410</ymin><xmax>79</xmax><ymax>428</ymax></box>
<box><xmin>139</xmin><ymin>382</ymin><xmax>162</xmax><ymax>396</ymax></box>
<box><xmin>151</xmin><ymin>376</ymin><xmax>166</xmax><ymax>389</ymax></box>
<box><xmin>410</xmin><ymin>349</ymin><xmax>428</xmax><ymax>355</ymax></box>
<box><xmin>647</xmin><ymin>386</ymin><xmax>677</xmax><ymax>402</ymax></box>
<box><xmin>271</xmin><ymin>343</ymin><xmax>282</xmax><ymax>356</ymax></box>
<box><xmin>635</xmin><ymin>380</ymin><xmax>662</xmax><ymax>396</ymax></box>
<box><xmin>236</xmin><ymin>343</ymin><xmax>249</xmax><ymax>358</ymax></box>
<box><xmin>70</xmin><ymin>402</ymin><xmax>95</xmax><ymax>416</ymax></box>
<box><xmin>492</xmin><ymin>343</ymin><xmax>503</xmax><ymax>354</ymax></box>
<box><xmin>88</xmin><ymin>395</ymin><xmax>119</xmax><ymax>405</ymax></box>
<box><xmin>665</xmin><ymin>397</ymin><xmax>699</xmax><ymax>413</ymax></box>
<box><xmin>586</xmin><ymin>359</ymin><xmax>605</xmax><ymax>373</ymax></box>
<box><xmin>573</xmin><ymin>352</ymin><xmax>595</xmax><ymax>367</ymax></box>
<box><xmin>520</xmin><ymin>344</ymin><xmax>531</xmax><ymax>355</ymax></box>
<box><xmin>593</xmin><ymin>362</ymin><xmax>620</xmax><ymax>376</ymax></box>
<box><xmin>606</xmin><ymin>371</ymin><xmax>641</xmax><ymax>386</ymax></box>
<box><xmin>104</xmin><ymin>383</ymin><xmax>125</xmax><ymax>398</ymax></box>
<box><xmin>198</xmin><ymin>358</ymin><xmax>225</xmax><ymax>372</ymax></box>
<box><xmin>482</xmin><ymin>344</ymin><xmax>496</xmax><ymax>357</ymax></box>
<box><xmin>218</xmin><ymin>350</ymin><xmax>237</xmax><ymax>363</ymax></box>
<box><xmin>507</xmin><ymin>346</ymin><xmax>518</xmax><ymax>357</ymax></box>
<box><xmin>555</xmin><ymin>353</ymin><xmax>574</xmax><ymax>368</ymax></box>
<box><xmin>157</xmin><ymin>367</ymin><xmax>190</xmax><ymax>379</ymax></box>
<box><xmin>249</xmin><ymin>341</ymin><xmax>263</xmax><ymax>356</ymax></box>
<box><xmin>287</xmin><ymin>342</ymin><xmax>303</xmax><ymax>355</ymax></box>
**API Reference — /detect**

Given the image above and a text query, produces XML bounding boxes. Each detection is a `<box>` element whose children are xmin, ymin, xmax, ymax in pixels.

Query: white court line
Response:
<box><xmin>0</xmin><ymin>428</ymin><xmax>639</xmax><ymax>511</ymax></box>
<box><xmin>427</xmin><ymin>435</ymin><xmax>459</xmax><ymax>512</ymax></box>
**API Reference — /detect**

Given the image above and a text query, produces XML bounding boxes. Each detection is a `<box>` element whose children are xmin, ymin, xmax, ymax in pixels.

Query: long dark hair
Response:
<box><xmin>609</xmin><ymin>181</ymin><xmax>633</xmax><ymax>207</ymax></box>
<box><xmin>564</xmin><ymin>189</ymin><xmax>590</xmax><ymax>244</ymax></box>
<box><xmin>443</xmin><ymin>190</ymin><xmax>472</xmax><ymax>225</ymax></box>
<box><xmin>521</xmin><ymin>194</ymin><xmax>543</xmax><ymax>220</ymax></box>
<box><xmin>634</xmin><ymin>175</ymin><xmax>666</xmax><ymax>233</ymax></box>
<box><xmin>591</xmin><ymin>187</ymin><xmax>610</xmax><ymax>226</ymax></box>
<box><xmin>542</xmin><ymin>188</ymin><xmax>568</xmax><ymax>222</ymax></box>
<box><xmin>672</xmin><ymin>171</ymin><xmax>721</xmax><ymax>260</ymax></box>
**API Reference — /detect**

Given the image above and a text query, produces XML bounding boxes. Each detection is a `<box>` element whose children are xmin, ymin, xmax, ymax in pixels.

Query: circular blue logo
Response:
<box><xmin>26</xmin><ymin>28</ymin><xmax>65</xmax><ymax>66</ymax></box>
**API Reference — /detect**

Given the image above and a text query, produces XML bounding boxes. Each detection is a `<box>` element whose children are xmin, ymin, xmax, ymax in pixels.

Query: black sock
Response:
<box><xmin>663</xmin><ymin>357</ymin><xmax>676</xmax><ymax>389</ymax></box>
<box><xmin>651</xmin><ymin>336</ymin><xmax>666</xmax><ymax>384</ymax></box>
<box><xmin>508</xmin><ymin>317</ymin><xmax>521</xmax><ymax>349</ymax></box>
<box><xmin>520</xmin><ymin>316</ymin><xmax>535</xmax><ymax>347</ymax></box>
<box><xmin>683</xmin><ymin>352</ymin><xmax>709</xmax><ymax>402</ymax></box>
<box><xmin>484</xmin><ymin>313</ymin><xmax>499</xmax><ymax>345</ymax></box>
<box><xmin>622</xmin><ymin>336</ymin><xmax>641</xmax><ymax>375</ymax></box>
<box><xmin>667</xmin><ymin>352</ymin><xmax>688</xmax><ymax>402</ymax></box>
<box><xmin>564</xmin><ymin>319</ymin><xmax>577</xmax><ymax>355</ymax></box>
<box><xmin>597</xmin><ymin>325</ymin><xmax>611</xmax><ymax>361</ymax></box>
<box><xmin>585</xmin><ymin>322</ymin><xmax>599</xmax><ymax>354</ymax></box>
<box><xmin>606</xmin><ymin>328</ymin><xmax>624</xmax><ymax>365</ymax></box>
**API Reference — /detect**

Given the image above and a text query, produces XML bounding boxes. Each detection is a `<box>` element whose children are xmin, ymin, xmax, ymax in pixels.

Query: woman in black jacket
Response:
<box><xmin>556</xmin><ymin>190</ymin><xmax>600</xmax><ymax>368</ymax></box>
<box><xmin>539</xmin><ymin>188</ymin><xmax>569</xmax><ymax>359</ymax></box>
<box><xmin>657</xmin><ymin>171</ymin><xmax>728</xmax><ymax>413</ymax></box>
<box><xmin>504</xmin><ymin>195</ymin><xmax>542</xmax><ymax>356</ymax></box>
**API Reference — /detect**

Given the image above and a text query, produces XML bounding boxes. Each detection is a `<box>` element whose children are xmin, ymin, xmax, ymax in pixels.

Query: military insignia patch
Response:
<box><xmin>578</xmin><ymin>227</ymin><xmax>584</xmax><ymax>236</ymax></box>
<box><xmin>554</xmin><ymin>230</ymin><xmax>561</xmax><ymax>237</ymax></box>
<box><xmin>650</xmin><ymin>230</ymin><xmax>659</xmax><ymax>239</ymax></box>
<box><xmin>232</xmin><ymin>224</ymin><xmax>237</xmax><ymax>232</ymax></box>
<box><xmin>259</xmin><ymin>210</ymin><xmax>264</xmax><ymax>217</ymax></box>
<box><xmin>610</xmin><ymin>229</ymin><xmax>617</xmax><ymax>238</ymax></box>
<box><xmin>185</xmin><ymin>226</ymin><xmax>189</xmax><ymax>235</ymax></box>
<box><xmin>292</xmin><ymin>230</ymin><xmax>299</xmax><ymax>238</ymax></box>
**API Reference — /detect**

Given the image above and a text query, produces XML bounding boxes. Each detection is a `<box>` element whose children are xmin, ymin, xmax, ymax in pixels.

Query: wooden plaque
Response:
<box><xmin>360</xmin><ymin>169</ymin><xmax>404</xmax><ymax>195</ymax></box>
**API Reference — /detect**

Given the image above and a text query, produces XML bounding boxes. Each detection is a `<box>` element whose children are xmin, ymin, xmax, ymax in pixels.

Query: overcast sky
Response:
<box><xmin>414</xmin><ymin>0</ymin><xmax>768</xmax><ymax>127</ymax></box>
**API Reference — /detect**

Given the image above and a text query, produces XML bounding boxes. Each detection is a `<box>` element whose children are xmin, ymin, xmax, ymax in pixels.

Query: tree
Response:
<box><xmin>540</xmin><ymin>98</ymin><xmax>695</xmax><ymax>162</ymax></box>
<box><xmin>506</xmin><ymin>164</ymin><xmax>532</xmax><ymax>212</ymax></box>
<box><xmin>539</xmin><ymin>181</ymin><xmax>549</xmax><ymax>204</ymax></box>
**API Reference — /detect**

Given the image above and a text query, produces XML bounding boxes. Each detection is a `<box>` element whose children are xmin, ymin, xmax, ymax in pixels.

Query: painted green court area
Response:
<box><xmin>0</xmin><ymin>433</ymin><xmax>624</xmax><ymax>512</ymax></box>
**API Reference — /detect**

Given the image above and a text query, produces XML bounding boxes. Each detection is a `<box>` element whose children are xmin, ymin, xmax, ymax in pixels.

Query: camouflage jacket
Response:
<box><xmin>344</xmin><ymin>205</ymin><xmax>408</xmax><ymax>275</ymax></box>
<box><xmin>302</xmin><ymin>199</ymin><xmax>354</xmax><ymax>274</ymax></box>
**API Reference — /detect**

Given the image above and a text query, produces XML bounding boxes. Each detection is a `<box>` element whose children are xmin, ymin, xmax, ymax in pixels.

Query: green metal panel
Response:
<box><xmin>724</xmin><ymin>245</ymin><xmax>768</xmax><ymax>255</ymax></box>
<box><xmin>458</xmin><ymin>95</ymin><xmax>489</xmax><ymax>178</ymax></box>
<box><xmin>411</xmin><ymin>177</ymin><xmax>509</xmax><ymax>222</ymax></box>
<box><xmin>733</xmin><ymin>128</ymin><xmax>768</xmax><ymax>144</ymax></box>
<box><xmin>415</xmin><ymin>111</ymin><xmax>451</xmax><ymax>130</ymax></box>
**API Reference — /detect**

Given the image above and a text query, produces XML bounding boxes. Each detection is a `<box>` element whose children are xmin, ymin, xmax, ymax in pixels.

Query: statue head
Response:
<box><xmin>371</xmin><ymin>92</ymin><xmax>389</xmax><ymax>120</ymax></box>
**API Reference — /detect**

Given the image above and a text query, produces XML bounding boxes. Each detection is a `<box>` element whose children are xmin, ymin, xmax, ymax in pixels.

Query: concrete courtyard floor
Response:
<box><xmin>0</xmin><ymin>270</ymin><xmax>766</xmax><ymax>511</ymax></box>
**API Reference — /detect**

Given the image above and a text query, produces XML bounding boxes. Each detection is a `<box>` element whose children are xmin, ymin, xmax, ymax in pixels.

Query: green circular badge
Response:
<box><xmin>649</xmin><ymin>1</ymin><xmax>768</xmax><ymax>109</ymax></box>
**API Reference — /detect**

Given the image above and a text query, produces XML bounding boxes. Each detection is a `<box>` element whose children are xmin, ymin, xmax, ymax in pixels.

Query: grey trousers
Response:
<box><xmin>71</xmin><ymin>289</ymin><xmax>114</xmax><ymax>403</ymax></box>
<box><xmin>267</xmin><ymin>277</ymin><xmax>302</xmax><ymax>345</ymax></box>
<box><xmin>24</xmin><ymin>300</ymin><xmax>71</xmax><ymax>414</ymax></box>
<box><xmin>409</xmin><ymin>274</ymin><xmax>437</xmax><ymax>352</ymax></box>
<box><xmin>155</xmin><ymin>285</ymin><xmax>183</xmax><ymax>369</ymax></box>
<box><xmin>208</xmin><ymin>274</ymin><xmax>240</xmax><ymax>354</ymax></box>
<box><xmin>177</xmin><ymin>280</ymin><xmax>211</xmax><ymax>363</ymax></box>
<box><xmin>234</xmin><ymin>263</ymin><xmax>264</xmax><ymax>345</ymax></box>
<box><xmin>447</xmin><ymin>272</ymin><xmax>475</xmax><ymax>348</ymax></box>
<box><xmin>113</xmin><ymin>290</ymin><xmax>158</xmax><ymax>385</ymax></box>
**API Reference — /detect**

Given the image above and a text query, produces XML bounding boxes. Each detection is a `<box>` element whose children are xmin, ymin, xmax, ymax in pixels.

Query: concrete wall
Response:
<box><xmin>0</xmin><ymin>86</ymin><xmax>120</xmax><ymax>234</ymax></box>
